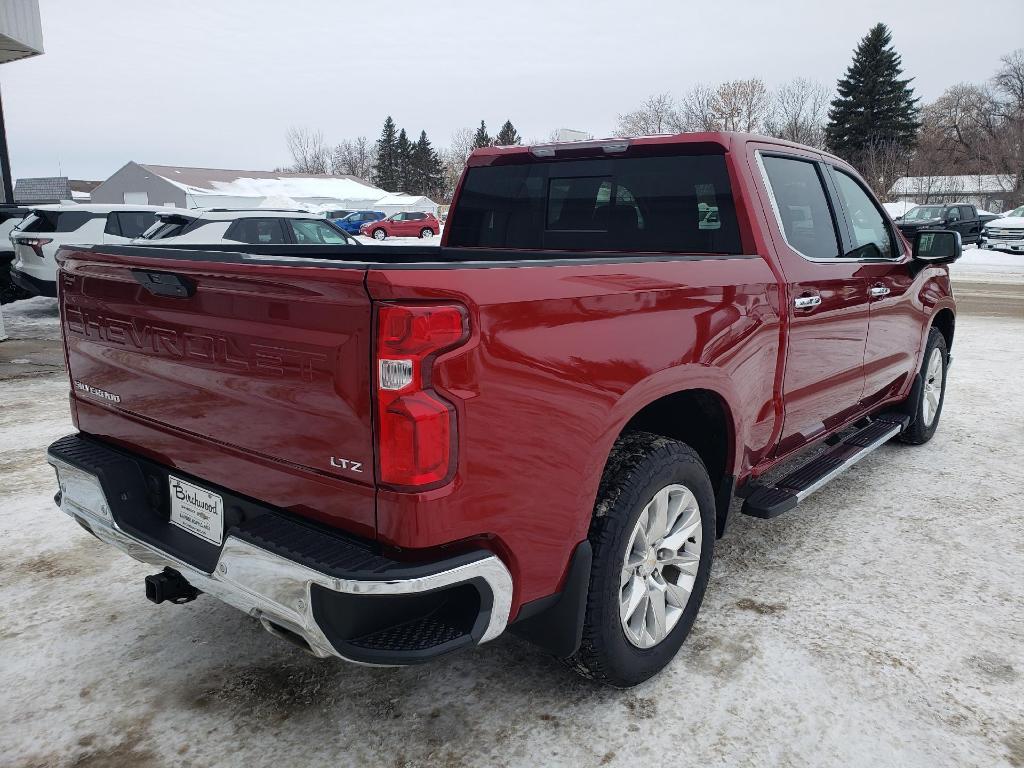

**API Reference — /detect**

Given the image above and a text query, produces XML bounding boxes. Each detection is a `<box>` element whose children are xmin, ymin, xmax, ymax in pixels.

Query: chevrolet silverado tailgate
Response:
<box><xmin>58</xmin><ymin>245</ymin><xmax>376</xmax><ymax>536</ymax></box>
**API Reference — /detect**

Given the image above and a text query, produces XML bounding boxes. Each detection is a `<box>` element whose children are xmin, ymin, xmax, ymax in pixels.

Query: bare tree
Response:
<box><xmin>713</xmin><ymin>79</ymin><xmax>771</xmax><ymax>133</ymax></box>
<box><xmin>764</xmin><ymin>78</ymin><xmax>830</xmax><ymax>148</ymax></box>
<box><xmin>676</xmin><ymin>84</ymin><xmax>721</xmax><ymax>132</ymax></box>
<box><xmin>855</xmin><ymin>139</ymin><xmax>910</xmax><ymax>200</ymax></box>
<box><xmin>331</xmin><ymin>137</ymin><xmax>372</xmax><ymax>180</ymax></box>
<box><xmin>438</xmin><ymin>128</ymin><xmax>476</xmax><ymax>203</ymax></box>
<box><xmin>615</xmin><ymin>93</ymin><xmax>679</xmax><ymax>137</ymax></box>
<box><xmin>286</xmin><ymin>126</ymin><xmax>330</xmax><ymax>174</ymax></box>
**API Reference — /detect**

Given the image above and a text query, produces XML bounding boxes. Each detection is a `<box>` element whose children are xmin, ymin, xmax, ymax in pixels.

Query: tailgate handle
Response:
<box><xmin>131</xmin><ymin>269</ymin><xmax>196</xmax><ymax>298</ymax></box>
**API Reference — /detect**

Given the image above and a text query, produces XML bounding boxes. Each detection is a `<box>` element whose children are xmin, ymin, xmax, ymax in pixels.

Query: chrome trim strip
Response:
<box><xmin>793</xmin><ymin>422</ymin><xmax>902</xmax><ymax>502</ymax></box>
<box><xmin>47</xmin><ymin>454</ymin><xmax>513</xmax><ymax>662</ymax></box>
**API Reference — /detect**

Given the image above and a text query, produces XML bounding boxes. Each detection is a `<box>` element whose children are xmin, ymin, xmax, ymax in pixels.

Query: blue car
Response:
<box><xmin>332</xmin><ymin>210</ymin><xmax>385</xmax><ymax>235</ymax></box>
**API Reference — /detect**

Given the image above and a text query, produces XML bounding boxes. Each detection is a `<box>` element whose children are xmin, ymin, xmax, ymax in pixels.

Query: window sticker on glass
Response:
<box><xmin>695</xmin><ymin>184</ymin><xmax>721</xmax><ymax>230</ymax></box>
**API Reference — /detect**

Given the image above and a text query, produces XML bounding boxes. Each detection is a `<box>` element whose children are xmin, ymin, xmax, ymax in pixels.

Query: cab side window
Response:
<box><xmin>831</xmin><ymin>169</ymin><xmax>895</xmax><ymax>259</ymax></box>
<box><xmin>761</xmin><ymin>155</ymin><xmax>840</xmax><ymax>260</ymax></box>
<box><xmin>946</xmin><ymin>206</ymin><xmax>961</xmax><ymax>222</ymax></box>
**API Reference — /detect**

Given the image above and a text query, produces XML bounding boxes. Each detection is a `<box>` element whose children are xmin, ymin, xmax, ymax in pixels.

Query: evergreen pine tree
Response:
<box><xmin>472</xmin><ymin>120</ymin><xmax>491</xmax><ymax>149</ymax></box>
<box><xmin>409</xmin><ymin>131</ymin><xmax>444</xmax><ymax>197</ymax></box>
<box><xmin>373</xmin><ymin>116</ymin><xmax>399</xmax><ymax>191</ymax></box>
<box><xmin>826</xmin><ymin>23</ymin><xmax>920</xmax><ymax>160</ymax></box>
<box><xmin>494</xmin><ymin>120</ymin><xmax>521</xmax><ymax>146</ymax></box>
<box><xmin>395</xmin><ymin>128</ymin><xmax>414</xmax><ymax>192</ymax></box>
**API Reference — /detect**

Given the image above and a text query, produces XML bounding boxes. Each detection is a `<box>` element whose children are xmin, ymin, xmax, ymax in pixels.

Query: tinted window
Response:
<box><xmin>408</xmin><ymin>212</ymin><xmax>426</xmax><ymax>220</ymax></box>
<box><xmin>141</xmin><ymin>220</ymin><xmax>191</xmax><ymax>239</ymax></box>
<box><xmin>19</xmin><ymin>210</ymin><xmax>101</xmax><ymax>233</ymax></box>
<box><xmin>290</xmin><ymin>219</ymin><xmax>349</xmax><ymax>244</ymax></box>
<box><xmin>224</xmin><ymin>218</ymin><xmax>287</xmax><ymax>244</ymax></box>
<box><xmin>116</xmin><ymin>211</ymin><xmax>158</xmax><ymax>238</ymax></box>
<box><xmin>960</xmin><ymin>206</ymin><xmax>974</xmax><ymax>220</ymax></box>
<box><xmin>945</xmin><ymin>206</ymin><xmax>960</xmax><ymax>222</ymax></box>
<box><xmin>831</xmin><ymin>169</ymin><xmax>894</xmax><ymax>259</ymax></box>
<box><xmin>448</xmin><ymin>153</ymin><xmax>742</xmax><ymax>253</ymax></box>
<box><xmin>761</xmin><ymin>156</ymin><xmax>839</xmax><ymax>260</ymax></box>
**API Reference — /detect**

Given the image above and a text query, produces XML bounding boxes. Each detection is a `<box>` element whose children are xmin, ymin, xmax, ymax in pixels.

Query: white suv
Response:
<box><xmin>137</xmin><ymin>209</ymin><xmax>357</xmax><ymax>246</ymax></box>
<box><xmin>11</xmin><ymin>204</ymin><xmax>178</xmax><ymax>297</ymax></box>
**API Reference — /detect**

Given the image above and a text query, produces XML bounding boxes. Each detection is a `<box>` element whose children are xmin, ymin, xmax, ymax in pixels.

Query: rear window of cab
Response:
<box><xmin>447</xmin><ymin>153</ymin><xmax>741</xmax><ymax>253</ymax></box>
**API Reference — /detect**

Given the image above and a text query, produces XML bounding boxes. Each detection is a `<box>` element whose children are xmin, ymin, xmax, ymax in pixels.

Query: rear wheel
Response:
<box><xmin>900</xmin><ymin>327</ymin><xmax>948</xmax><ymax>445</ymax></box>
<box><xmin>419</xmin><ymin>227</ymin><xmax>435</xmax><ymax>239</ymax></box>
<box><xmin>372</xmin><ymin>229</ymin><xmax>386</xmax><ymax>241</ymax></box>
<box><xmin>567</xmin><ymin>431</ymin><xmax>714</xmax><ymax>687</ymax></box>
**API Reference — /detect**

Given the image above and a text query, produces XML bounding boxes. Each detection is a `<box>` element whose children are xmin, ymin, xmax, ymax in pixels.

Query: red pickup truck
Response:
<box><xmin>47</xmin><ymin>133</ymin><xmax>960</xmax><ymax>687</ymax></box>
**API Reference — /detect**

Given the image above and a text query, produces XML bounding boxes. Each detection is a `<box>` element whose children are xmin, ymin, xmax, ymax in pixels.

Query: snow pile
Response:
<box><xmin>207</xmin><ymin>176</ymin><xmax>383</xmax><ymax>202</ymax></box>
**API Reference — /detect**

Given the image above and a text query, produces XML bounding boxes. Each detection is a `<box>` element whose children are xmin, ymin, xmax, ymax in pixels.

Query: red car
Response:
<box><xmin>48</xmin><ymin>132</ymin><xmax>959</xmax><ymax>686</ymax></box>
<box><xmin>359</xmin><ymin>210</ymin><xmax>440</xmax><ymax>240</ymax></box>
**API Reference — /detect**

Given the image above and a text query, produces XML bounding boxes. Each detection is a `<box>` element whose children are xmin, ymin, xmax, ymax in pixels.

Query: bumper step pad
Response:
<box><xmin>741</xmin><ymin>415</ymin><xmax>909</xmax><ymax>519</ymax></box>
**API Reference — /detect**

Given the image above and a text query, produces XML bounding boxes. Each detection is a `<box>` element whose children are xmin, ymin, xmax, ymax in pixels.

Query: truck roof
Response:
<box><xmin>467</xmin><ymin>131</ymin><xmax>846</xmax><ymax>167</ymax></box>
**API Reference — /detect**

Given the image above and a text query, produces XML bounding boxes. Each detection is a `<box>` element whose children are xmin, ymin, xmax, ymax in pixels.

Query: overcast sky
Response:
<box><xmin>4</xmin><ymin>0</ymin><xmax>1023</xmax><ymax>181</ymax></box>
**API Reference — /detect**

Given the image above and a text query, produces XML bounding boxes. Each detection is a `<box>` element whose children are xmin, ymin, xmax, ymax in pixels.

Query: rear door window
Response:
<box><xmin>760</xmin><ymin>156</ymin><xmax>840</xmax><ymax>260</ymax></box>
<box><xmin>447</xmin><ymin>153</ymin><xmax>741</xmax><ymax>253</ymax></box>
<box><xmin>224</xmin><ymin>218</ymin><xmax>288</xmax><ymax>244</ymax></box>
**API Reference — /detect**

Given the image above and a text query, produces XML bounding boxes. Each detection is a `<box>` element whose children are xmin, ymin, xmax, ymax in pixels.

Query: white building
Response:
<box><xmin>888</xmin><ymin>174</ymin><xmax>1018</xmax><ymax>213</ymax></box>
<box><xmin>90</xmin><ymin>163</ymin><xmax>439</xmax><ymax>215</ymax></box>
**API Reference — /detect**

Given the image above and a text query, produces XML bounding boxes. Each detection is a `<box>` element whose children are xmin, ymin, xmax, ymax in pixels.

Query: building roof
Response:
<box><xmin>14</xmin><ymin>176</ymin><xmax>71</xmax><ymax>203</ymax></box>
<box><xmin>69</xmin><ymin>179</ymin><xmax>101</xmax><ymax>194</ymax></box>
<box><xmin>889</xmin><ymin>175</ymin><xmax>1017</xmax><ymax>196</ymax></box>
<box><xmin>136</xmin><ymin>163</ymin><xmax>383</xmax><ymax>200</ymax></box>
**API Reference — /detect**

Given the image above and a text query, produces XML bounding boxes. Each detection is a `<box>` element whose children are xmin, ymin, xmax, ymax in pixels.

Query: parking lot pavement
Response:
<box><xmin>1</xmin><ymin>298</ymin><xmax>1023</xmax><ymax>768</ymax></box>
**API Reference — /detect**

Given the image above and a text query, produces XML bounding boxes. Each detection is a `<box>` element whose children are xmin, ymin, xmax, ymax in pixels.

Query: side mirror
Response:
<box><xmin>913</xmin><ymin>229</ymin><xmax>961</xmax><ymax>266</ymax></box>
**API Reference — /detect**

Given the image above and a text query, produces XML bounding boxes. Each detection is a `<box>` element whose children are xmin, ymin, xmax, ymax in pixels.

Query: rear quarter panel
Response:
<box><xmin>368</xmin><ymin>255</ymin><xmax>782</xmax><ymax>610</ymax></box>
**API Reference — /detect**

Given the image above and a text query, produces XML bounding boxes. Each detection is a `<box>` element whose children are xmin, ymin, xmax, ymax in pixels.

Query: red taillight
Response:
<box><xmin>376</xmin><ymin>303</ymin><xmax>468</xmax><ymax>488</ymax></box>
<box><xmin>19</xmin><ymin>238</ymin><xmax>52</xmax><ymax>258</ymax></box>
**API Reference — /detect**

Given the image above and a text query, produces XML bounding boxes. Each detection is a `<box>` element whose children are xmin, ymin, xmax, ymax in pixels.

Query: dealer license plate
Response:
<box><xmin>168</xmin><ymin>475</ymin><xmax>224</xmax><ymax>545</ymax></box>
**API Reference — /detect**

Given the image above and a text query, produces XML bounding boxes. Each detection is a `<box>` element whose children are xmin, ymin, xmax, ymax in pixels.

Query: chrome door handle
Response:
<box><xmin>793</xmin><ymin>294</ymin><xmax>822</xmax><ymax>309</ymax></box>
<box><xmin>869</xmin><ymin>285</ymin><xmax>891</xmax><ymax>298</ymax></box>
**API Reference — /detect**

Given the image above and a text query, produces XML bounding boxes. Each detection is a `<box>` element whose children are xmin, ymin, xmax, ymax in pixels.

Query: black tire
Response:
<box><xmin>372</xmin><ymin>229</ymin><xmax>386</xmax><ymax>240</ymax></box>
<box><xmin>899</xmin><ymin>327</ymin><xmax>948</xmax><ymax>445</ymax></box>
<box><xmin>566</xmin><ymin>431</ymin><xmax>715</xmax><ymax>687</ymax></box>
<box><xmin>419</xmin><ymin>227</ymin><xmax>435</xmax><ymax>239</ymax></box>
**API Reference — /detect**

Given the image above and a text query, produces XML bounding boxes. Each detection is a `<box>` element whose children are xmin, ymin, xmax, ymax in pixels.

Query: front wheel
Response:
<box><xmin>419</xmin><ymin>227</ymin><xmax>435</xmax><ymax>239</ymax></box>
<box><xmin>900</xmin><ymin>327</ymin><xmax>948</xmax><ymax>445</ymax></box>
<box><xmin>372</xmin><ymin>229</ymin><xmax>386</xmax><ymax>241</ymax></box>
<box><xmin>567</xmin><ymin>431</ymin><xmax>715</xmax><ymax>687</ymax></box>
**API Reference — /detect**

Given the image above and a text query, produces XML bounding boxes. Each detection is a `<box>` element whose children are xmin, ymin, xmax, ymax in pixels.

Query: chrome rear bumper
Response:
<box><xmin>47</xmin><ymin>445</ymin><xmax>513</xmax><ymax>666</ymax></box>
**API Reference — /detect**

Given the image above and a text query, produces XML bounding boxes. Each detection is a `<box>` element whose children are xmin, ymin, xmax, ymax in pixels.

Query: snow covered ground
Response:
<box><xmin>1</xmin><ymin>293</ymin><xmax>1023</xmax><ymax>767</ymax></box>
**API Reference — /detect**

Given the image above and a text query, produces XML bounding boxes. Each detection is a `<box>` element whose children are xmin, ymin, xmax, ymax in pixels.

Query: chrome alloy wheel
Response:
<box><xmin>620</xmin><ymin>483</ymin><xmax>703</xmax><ymax>649</ymax></box>
<box><xmin>922</xmin><ymin>347</ymin><xmax>944</xmax><ymax>427</ymax></box>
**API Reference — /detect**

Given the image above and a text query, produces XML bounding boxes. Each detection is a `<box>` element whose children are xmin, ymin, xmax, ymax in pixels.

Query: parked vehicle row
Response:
<box><xmin>4</xmin><ymin>202</ymin><xmax>444</xmax><ymax>299</ymax></box>
<box><xmin>46</xmin><ymin>131</ymin><xmax>961</xmax><ymax>686</ymax></box>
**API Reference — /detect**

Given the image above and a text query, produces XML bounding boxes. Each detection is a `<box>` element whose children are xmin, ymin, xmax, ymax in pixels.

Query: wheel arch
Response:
<box><xmin>932</xmin><ymin>307</ymin><xmax>955</xmax><ymax>351</ymax></box>
<box><xmin>614</xmin><ymin>387</ymin><xmax>738</xmax><ymax>538</ymax></box>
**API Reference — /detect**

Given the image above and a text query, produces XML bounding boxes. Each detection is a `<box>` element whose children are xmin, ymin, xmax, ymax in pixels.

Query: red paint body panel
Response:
<box><xmin>59</xmin><ymin>253</ymin><xmax>377</xmax><ymax>538</ymax></box>
<box><xmin>54</xmin><ymin>132</ymin><xmax>955</xmax><ymax>620</ymax></box>
<box><xmin>367</xmin><ymin>256</ymin><xmax>782</xmax><ymax>606</ymax></box>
